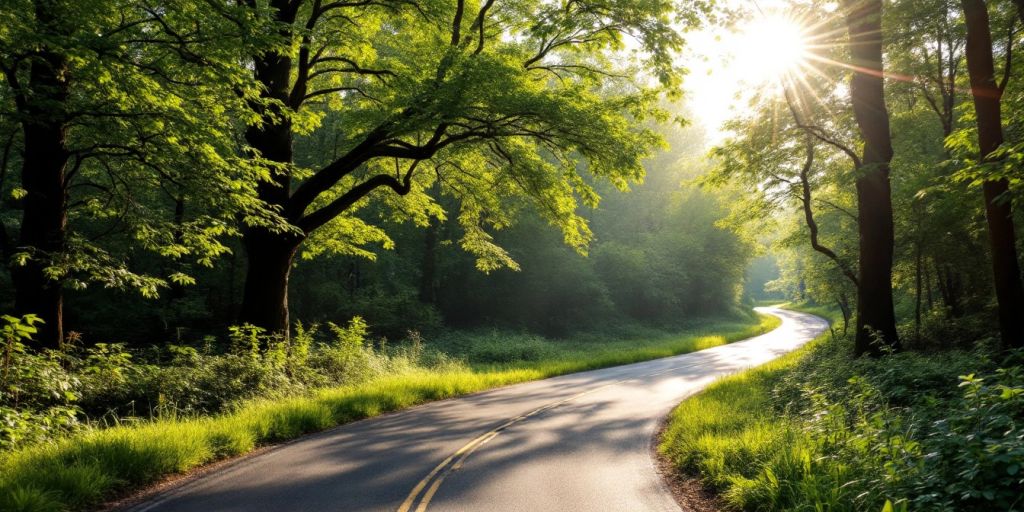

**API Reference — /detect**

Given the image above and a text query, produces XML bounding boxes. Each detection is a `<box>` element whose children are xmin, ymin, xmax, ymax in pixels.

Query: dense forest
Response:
<box><xmin>1</xmin><ymin>0</ymin><xmax>1023</xmax><ymax>511</ymax></box>
<box><xmin>6</xmin><ymin>115</ymin><xmax>750</xmax><ymax>343</ymax></box>
<box><xmin>0</xmin><ymin>0</ymin><xmax>750</xmax><ymax>346</ymax></box>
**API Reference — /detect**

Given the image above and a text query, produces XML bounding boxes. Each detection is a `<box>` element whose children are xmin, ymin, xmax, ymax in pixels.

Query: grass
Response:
<box><xmin>658</xmin><ymin>304</ymin><xmax>841</xmax><ymax>511</ymax></box>
<box><xmin>659</xmin><ymin>304</ymin><xmax>1024</xmax><ymax>511</ymax></box>
<box><xmin>0</xmin><ymin>312</ymin><xmax>780</xmax><ymax>511</ymax></box>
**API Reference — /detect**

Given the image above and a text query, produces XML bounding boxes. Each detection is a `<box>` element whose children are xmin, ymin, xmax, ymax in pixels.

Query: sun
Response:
<box><xmin>681</xmin><ymin>11</ymin><xmax>813</xmax><ymax>143</ymax></box>
<box><xmin>736</xmin><ymin>15</ymin><xmax>810</xmax><ymax>86</ymax></box>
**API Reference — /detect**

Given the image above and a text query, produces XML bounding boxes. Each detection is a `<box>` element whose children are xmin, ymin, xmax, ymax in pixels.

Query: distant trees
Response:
<box><xmin>287</xmin><ymin>118</ymin><xmax>752</xmax><ymax>338</ymax></box>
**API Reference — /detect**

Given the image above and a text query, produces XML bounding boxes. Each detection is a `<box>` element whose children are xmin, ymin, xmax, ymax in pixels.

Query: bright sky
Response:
<box><xmin>681</xmin><ymin>0</ymin><xmax>838</xmax><ymax>145</ymax></box>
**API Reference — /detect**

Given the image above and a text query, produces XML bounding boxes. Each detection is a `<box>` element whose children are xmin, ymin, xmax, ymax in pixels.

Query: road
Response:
<box><xmin>126</xmin><ymin>306</ymin><xmax>828</xmax><ymax>512</ymax></box>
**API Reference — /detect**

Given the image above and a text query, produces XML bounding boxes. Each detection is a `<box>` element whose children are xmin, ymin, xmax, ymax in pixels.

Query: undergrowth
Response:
<box><xmin>0</xmin><ymin>311</ymin><xmax>779</xmax><ymax>511</ymax></box>
<box><xmin>659</xmin><ymin>304</ymin><xmax>1024</xmax><ymax>512</ymax></box>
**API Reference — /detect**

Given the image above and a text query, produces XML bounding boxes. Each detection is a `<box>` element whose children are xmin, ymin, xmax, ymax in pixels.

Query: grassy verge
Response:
<box><xmin>659</xmin><ymin>304</ymin><xmax>1024</xmax><ymax>512</ymax></box>
<box><xmin>658</xmin><ymin>305</ymin><xmax>838</xmax><ymax>510</ymax></box>
<box><xmin>1</xmin><ymin>313</ymin><xmax>779</xmax><ymax>511</ymax></box>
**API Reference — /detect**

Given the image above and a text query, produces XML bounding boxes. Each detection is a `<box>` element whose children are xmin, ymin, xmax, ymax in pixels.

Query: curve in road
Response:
<box><xmin>125</xmin><ymin>306</ymin><xmax>828</xmax><ymax>512</ymax></box>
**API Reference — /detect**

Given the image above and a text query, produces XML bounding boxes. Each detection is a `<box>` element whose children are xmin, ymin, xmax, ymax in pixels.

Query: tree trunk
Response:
<box><xmin>837</xmin><ymin>291</ymin><xmax>852</xmax><ymax>336</ymax></box>
<box><xmin>935</xmin><ymin>262</ymin><xmax>963</xmax><ymax>316</ymax></box>
<box><xmin>168</xmin><ymin>197</ymin><xmax>187</xmax><ymax>301</ymax></box>
<box><xmin>925</xmin><ymin>259</ymin><xmax>934</xmax><ymax>309</ymax></box>
<box><xmin>419</xmin><ymin>218</ymin><xmax>438</xmax><ymax>304</ymax></box>
<box><xmin>982</xmin><ymin>179</ymin><xmax>1024</xmax><ymax>347</ymax></box>
<box><xmin>844</xmin><ymin>0</ymin><xmax>901</xmax><ymax>356</ymax></box>
<box><xmin>237</xmin><ymin>15</ymin><xmax>297</xmax><ymax>335</ymax></box>
<box><xmin>915</xmin><ymin>239</ymin><xmax>923</xmax><ymax>342</ymax></box>
<box><xmin>238</xmin><ymin>228</ymin><xmax>303</xmax><ymax>334</ymax></box>
<box><xmin>10</xmin><ymin>23</ymin><xmax>71</xmax><ymax>349</ymax></box>
<box><xmin>962</xmin><ymin>0</ymin><xmax>1024</xmax><ymax>349</ymax></box>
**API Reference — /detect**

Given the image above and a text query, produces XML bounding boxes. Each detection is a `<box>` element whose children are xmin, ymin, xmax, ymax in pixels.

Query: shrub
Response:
<box><xmin>1</xmin><ymin>315</ymin><xmax>82</xmax><ymax>449</ymax></box>
<box><xmin>465</xmin><ymin>332</ymin><xmax>556</xmax><ymax>364</ymax></box>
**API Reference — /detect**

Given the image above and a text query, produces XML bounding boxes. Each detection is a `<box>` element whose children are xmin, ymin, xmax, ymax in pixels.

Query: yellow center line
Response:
<box><xmin>396</xmin><ymin>360</ymin><xmax>705</xmax><ymax>512</ymax></box>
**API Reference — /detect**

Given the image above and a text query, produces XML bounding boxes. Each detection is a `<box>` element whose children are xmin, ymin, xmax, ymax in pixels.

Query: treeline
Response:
<box><xmin>0</xmin><ymin>1</ymin><xmax>747</xmax><ymax>347</ymax></box>
<box><xmin>717</xmin><ymin>0</ymin><xmax>1024</xmax><ymax>354</ymax></box>
<box><xmin>54</xmin><ymin>121</ymin><xmax>751</xmax><ymax>342</ymax></box>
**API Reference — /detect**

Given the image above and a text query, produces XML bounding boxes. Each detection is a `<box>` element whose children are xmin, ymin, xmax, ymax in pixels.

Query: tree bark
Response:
<box><xmin>9</xmin><ymin>3</ymin><xmax>71</xmax><ymax>349</ymax></box>
<box><xmin>962</xmin><ymin>0</ymin><xmax>1024</xmax><ymax>349</ymax></box>
<box><xmin>238</xmin><ymin>227</ymin><xmax>303</xmax><ymax>334</ymax></box>
<box><xmin>419</xmin><ymin>218</ymin><xmax>439</xmax><ymax>304</ymax></box>
<box><xmin>237</xmin><ymin>0</ymin><xmax>298</xmax><ymax>334</ymax></box>
<box><xmin>915</xmin><ymin>239</ymin><xmax>923</xmax><ymax>341</ymax></box>
<box><xmin>844</xmin><ymin>0</ymin><xmax>901</xmax><ymax>356</ymax></box>
<box><xmin>925</xmin><ymin>259</ymin><xmax>934</xmax><ymax>309</ymax></box>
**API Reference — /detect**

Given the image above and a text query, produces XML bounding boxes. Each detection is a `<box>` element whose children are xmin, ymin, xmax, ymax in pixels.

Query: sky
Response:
<box><xmin>679</xmin><ymin>0</ymin><xmax>838</xmax><ymax>145</ymax></box>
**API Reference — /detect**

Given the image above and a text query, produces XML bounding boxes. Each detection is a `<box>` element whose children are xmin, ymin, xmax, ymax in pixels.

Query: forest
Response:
<box><xmin>1</xmin><ymin>0</ymin><xmax>1022</xmax><ymax>511</ymax></box>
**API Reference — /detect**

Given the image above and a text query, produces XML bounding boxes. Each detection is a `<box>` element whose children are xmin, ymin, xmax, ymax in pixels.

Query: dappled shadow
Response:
<box><xmin>126</xmin><ymin>308</ymin><xmax>827</xmax><ymax>512</ymax></box>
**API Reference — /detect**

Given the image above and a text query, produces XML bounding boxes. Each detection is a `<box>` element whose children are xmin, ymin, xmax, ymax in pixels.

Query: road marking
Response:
<box><xmin>396</xmin><ymin>361</ymin><xmax>705</xmax><ymax>512</ymax></box>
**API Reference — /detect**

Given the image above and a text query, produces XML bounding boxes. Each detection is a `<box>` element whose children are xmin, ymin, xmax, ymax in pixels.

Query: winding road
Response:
<box><xmin>125</xmin><ymin>306</ymin><xmax>828</xmax><ymax>512</ymax></box>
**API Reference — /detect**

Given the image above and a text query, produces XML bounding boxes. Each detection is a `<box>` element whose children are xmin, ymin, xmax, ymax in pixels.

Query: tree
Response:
<box><xmin>0</xmin><ymin>1</ymin><xmax>263</xmax><ymax>346</ymax></box>
<box><xmin>233</xmin><ymin>0</ymin><xmax>694</xmax><ymax>334</ymax></box>
<box><xmin>843</xmin><ymin>0</ymin><xmax>901</xmax><ymax>355</ymax></box>
<box><xmin>959</xmin><ymin>0</ymin><xmax>1024</xmax><ymax>348</ymax></box>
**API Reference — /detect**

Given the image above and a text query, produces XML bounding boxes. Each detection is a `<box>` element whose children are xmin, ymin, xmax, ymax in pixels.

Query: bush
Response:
<box><xmin>0</xmin><ymin>314</ymin><xmax>409</xmax><ymax>450</ymax></box>
<box><xmin>1</xmin><ymin>315</ymin><xmax>82</xmax><ymax>449</ymax></box>
<box><xmin>465</xmin><ymin>332</ymin><xmax>556</xmax><ymax>364</ymax></box>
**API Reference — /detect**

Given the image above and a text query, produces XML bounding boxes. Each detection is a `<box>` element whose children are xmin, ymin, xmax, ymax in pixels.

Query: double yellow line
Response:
<box><xmin>397</xmin><ymin>360</ymin><xmax>703</xmax><ymax>512</ymax></box>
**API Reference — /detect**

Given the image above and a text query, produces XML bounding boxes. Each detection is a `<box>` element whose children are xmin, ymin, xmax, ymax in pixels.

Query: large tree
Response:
<box><xmin>0</xmin><ymin>1</ymin><xmax>262</xmax><ymax>346</ymax></box>
<box><xmin>959</xmin><ymin>0</ymin><xmax>1024</xmax><ymax>348</ymax></box>
<box><xmin>234</xmin><ymin>0</ymin><xmax>694</xmax><ymax>334</ymax></box>
<box><xmin>843</xmin><ymin>0</ymin><xmax>901</xmax><ymax>355</ymax></box>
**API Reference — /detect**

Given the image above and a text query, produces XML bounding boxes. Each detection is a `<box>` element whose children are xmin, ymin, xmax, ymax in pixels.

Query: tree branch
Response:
<box><xmin>999</xmin><ymin>17</ymin><xmax>1016</xmax><ymax>92</ymax></box>
<box><xmin>783</xmin><ymin>88</ymin><xmax>862</xmax><ymax>168</ymax></box>
<box><xmin>298</xmin><ymin>160</ymin><xmax>420</xmax><ymax>232</ymax></box>
<box><xmin>798</xmin><ymin>138</ymin><xmax>860</xmax><ymax>288</ymax></box>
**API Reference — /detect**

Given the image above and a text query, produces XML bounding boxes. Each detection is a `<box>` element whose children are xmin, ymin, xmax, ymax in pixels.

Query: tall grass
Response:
<box><xmin>659</xmin><ymin>305</ymin><xmax>839</xmax><ymax>510</ymax></box>
<box><xmin>659</xmin><ymin>304</ymin><xmax>1024</xmax><ymax>512</ymax></box>
<box><xmin>0</xmin><ymin>313</ymin><xmax>779</xmax><ymax>511</ymax></box>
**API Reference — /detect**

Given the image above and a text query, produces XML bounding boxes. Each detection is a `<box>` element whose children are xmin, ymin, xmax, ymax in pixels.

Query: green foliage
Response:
<box><xmin>0</xmin><ymin>315</ymin><xmax>81</xmax><ymax>450</ymax></box>
<box><xmin>0</xmin><ymin>1</ymin><xmax>279</xmax><ymax>299</ymax></box>
<box><xmin>660</xmin><ymin>308</ymin><xmax>1024</xmax><ymax>512</ymax></box>
<box><xmin>0</xmin><ymin>311</ymin><xmax>774</xmax><ymax>511</ymax></box>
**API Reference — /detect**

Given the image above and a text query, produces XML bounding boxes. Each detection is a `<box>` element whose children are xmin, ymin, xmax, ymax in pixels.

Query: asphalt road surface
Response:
<box><xmin>126</xmin><ymin>306</ymin><xmax>828</xmax><ymax>512</ymax></box>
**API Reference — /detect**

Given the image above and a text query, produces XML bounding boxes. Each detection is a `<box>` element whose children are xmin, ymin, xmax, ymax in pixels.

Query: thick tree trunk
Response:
<box><xmin>854</xmin><ymin>176</ymin><xmax>900</xmax><ymax>355</ymax></box>
<box><xmin>962</xmin><ymin>0</ymin><xmax>1024</xmax><ymax>349</ymax></box>
<box><xmin>238</xmin><ymin>228</ymin><xmax>303</xmax><ymax>334</ymax></box>
<box><xmin>237</xmin><ymin>13</ymin><xmax>298</xmax><ymax>335</ymax></box>
<box><xmin>982</xmin><ymin>179</ymin><xmax>1024</xmax><ymax>347</ymax></box>
<box><xmin>10</xmin><ymin>32</ymin><xmax>70</xmax><ymax>349</ymax></box>
<box><xmin>845</xmin><ymin>0</ymin><xmax>900</xmax><ymax>356</ymax></box>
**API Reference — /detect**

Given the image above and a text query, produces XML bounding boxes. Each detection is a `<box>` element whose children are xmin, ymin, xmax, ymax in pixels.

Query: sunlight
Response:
<box><xmin>683</xmin><ymin>11</ymin><xmax>813</xmax><ymax>144</ymax></box>
<box><xmin>740</xmin><ymin>16</ymin><xmax>810</xmax><ymax>85</ymax></box>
